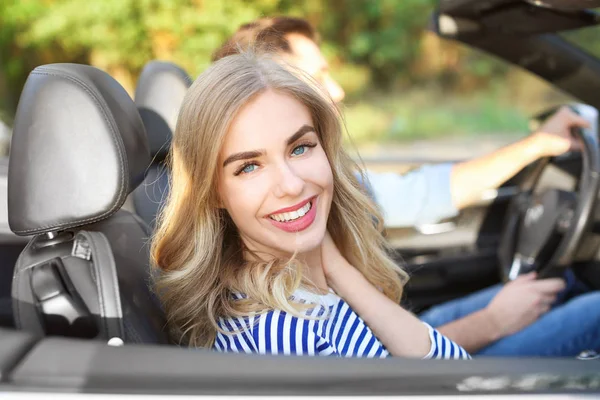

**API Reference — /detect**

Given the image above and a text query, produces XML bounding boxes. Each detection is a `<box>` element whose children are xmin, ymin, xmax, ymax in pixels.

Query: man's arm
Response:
<box><xmin>365</xmin><ymin>107</ymin><xmax>589</xmax><ymax>228</ymax></box>
<box><xmin>450</xmin><ymin>107</ymin><xmax>589</xmax><ymax>210</ymax></box>
<box><xmin>364</xmin><ymin>163</ymin><xmax>459</xmax><ymax>228</ymax></box>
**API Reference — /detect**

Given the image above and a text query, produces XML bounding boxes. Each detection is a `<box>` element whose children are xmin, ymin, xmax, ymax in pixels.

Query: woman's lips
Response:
<box><xmin>267</xmin><ymin>196</ymin><xmax>318</xmax><ymax>233</ymax></box>
<box><xmin>269</xmin><ymin>196</ymin><xmax>313</xmax><ymax>215</ymax></box>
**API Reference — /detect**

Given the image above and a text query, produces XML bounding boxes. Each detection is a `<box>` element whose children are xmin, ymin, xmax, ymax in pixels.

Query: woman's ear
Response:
<box><xmin>214</xmin><ymin>180</ymin><xmax>226</xmax><ymax>209</ymax></box>
<box><xmin>215</xmin><ymin>192</ymin><xmax>226</xmax><ymax>210</ymax></box>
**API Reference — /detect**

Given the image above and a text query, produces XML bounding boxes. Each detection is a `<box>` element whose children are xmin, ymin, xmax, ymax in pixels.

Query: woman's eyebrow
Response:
<box><xmin>286</xmin><ymin>125</ymin><xmax>315</xmax><ymax>145</ymax></box>
<box><xmin>222</xmin><ymin>125</ymin><xmax>315</xmax><ymax>168</ymax></box>
<box><xmin>222</xmin><ymin>150</ymin><xmax>264</xmax><ymax>168</ymax></box>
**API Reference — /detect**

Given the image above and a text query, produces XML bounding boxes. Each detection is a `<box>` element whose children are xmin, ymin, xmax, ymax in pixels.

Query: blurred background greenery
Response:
<box><xmin>1</xmin><ymin>0</ymin><xmax>597</xmax><ymax>157</ymax></box>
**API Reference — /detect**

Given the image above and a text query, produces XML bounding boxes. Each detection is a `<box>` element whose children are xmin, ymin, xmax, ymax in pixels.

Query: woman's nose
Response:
<box><xmin>273</xmin><ymin>162</ymin><xmax>305</xmax><ymax>198</ymax></box>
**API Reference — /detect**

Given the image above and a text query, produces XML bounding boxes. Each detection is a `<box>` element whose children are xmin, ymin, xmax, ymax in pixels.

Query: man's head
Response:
<box><xmin>213</xmin><ymin>17</ymin><xmax>345</xmax><ymax>103</ymax></box>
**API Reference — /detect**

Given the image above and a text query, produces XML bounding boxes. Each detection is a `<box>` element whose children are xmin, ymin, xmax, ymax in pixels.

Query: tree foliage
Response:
<box><xmin>2</xmin><ymin>0</ymin><xmax>600</xmax><ymax>123</ymax></box>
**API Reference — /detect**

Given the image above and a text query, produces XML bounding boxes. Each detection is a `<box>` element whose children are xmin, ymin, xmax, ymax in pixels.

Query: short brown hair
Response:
<box><xmin>212</xmin><ymin>17</ymin><xmax>318</xmax><ymax>61</ymax></box>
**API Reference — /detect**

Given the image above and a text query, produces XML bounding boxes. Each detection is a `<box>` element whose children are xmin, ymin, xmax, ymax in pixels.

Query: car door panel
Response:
<box><xmin>0</xmin><ymin>329</ymin><xmax>37</xmax><ymax>382</ymax></box>
<box><xmin>1</xmin><ymin>331</ymin><xmax>598</xmax><ymax>396</ymax></box>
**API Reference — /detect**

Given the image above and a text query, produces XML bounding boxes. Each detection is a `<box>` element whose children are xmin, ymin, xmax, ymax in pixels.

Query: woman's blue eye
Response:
<box><xmin>292</xmin><ymin>145</ymin><xmax>307</xmax><ymax>156</ymax></box>
<box><xmin>241</xmin><ymin>164</ymin><xmax>257</xmax><ymax>174</ymax></box>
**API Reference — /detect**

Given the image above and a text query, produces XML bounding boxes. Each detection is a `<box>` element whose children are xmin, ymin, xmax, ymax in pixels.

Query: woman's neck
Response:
<box><xmin>297</xmin><ymin>246</ymin><xmax>329</xmax><ymax>294</ymax></box>
<box><xmin>240</xmin><ymin>236</ymin><xmax>329</xmax><ymax>294</ymax></box>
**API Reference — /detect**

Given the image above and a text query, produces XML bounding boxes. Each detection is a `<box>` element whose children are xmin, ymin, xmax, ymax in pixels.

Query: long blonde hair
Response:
<box><xmin>151</xmin><ymin>51</ymin><xmax>407</xmax><ymax>347</ymax></box>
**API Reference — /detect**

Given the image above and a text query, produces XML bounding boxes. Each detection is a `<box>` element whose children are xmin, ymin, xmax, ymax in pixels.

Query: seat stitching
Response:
<box><xmin>12</xmin><ymin>67</ymin><xmax>129</xmax><ymax>234</ymax></box>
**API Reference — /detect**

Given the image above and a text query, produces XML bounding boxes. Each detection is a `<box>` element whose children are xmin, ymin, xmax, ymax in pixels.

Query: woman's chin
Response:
<box><xmin>274</xmin><ymin>229</ymin><xmax>326</xmax><ymax>257</ymax></box>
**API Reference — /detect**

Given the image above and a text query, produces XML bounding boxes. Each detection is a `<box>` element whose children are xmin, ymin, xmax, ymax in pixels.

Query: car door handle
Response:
<box><xmin>414</xmin><ymin>221</ymin><xmax>457</xmax><ymax>235</ymax></box>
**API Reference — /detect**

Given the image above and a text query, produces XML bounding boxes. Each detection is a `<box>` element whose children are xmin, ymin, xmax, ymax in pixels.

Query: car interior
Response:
<box><xmin>1</xmin><ymin>0</ymin><xmax>600</xmax><ymax>396</ymax></box>
<box><xmin>131</xmin><ymin>60</ymin><xmax>192</xmax><ymax>230</ymax></box>
<box><xmin>7</xmin><ymin>63</ymin><xmax>168</xmax><ymax>344</ymax></box>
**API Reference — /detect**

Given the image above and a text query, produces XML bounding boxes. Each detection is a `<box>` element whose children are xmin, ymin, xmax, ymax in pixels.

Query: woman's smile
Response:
<box><xmin>266</xmin><ymin>195</ymin><xmax>318</xmax><ymax>233</ymax></box>
<box><xmin>218</xmin><ymin>89</ymin><xmax>334</xmax><ymax>256</ymax></box>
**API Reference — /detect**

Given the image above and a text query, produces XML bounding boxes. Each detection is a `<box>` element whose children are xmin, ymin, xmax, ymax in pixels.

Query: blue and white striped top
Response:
<box><xmin>214</xmin><ymin>289</ymin><xmax>470</xmax><ymax>359</ymax></box>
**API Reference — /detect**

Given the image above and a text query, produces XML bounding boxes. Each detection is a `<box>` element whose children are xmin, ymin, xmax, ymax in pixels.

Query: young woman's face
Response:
<box><xmin>218</xmin><ymin>89</ymin><xmax>334</xmax><ymax>258</ymax></box>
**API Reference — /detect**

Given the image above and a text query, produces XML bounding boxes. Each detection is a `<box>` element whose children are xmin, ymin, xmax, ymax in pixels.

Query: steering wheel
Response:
<box><xmin>498</xmin><ymin>105</ymin><xmax>600</xmax><ymax>281</ymax></box>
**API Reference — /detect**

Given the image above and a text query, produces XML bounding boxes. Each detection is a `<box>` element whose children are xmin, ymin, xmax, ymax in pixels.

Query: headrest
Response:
<box><xmin>8</xmin><ymin>64</ymin><xmax>150</xmax><ymax>236</ymax></box>
<box><xmin>135</xmin><ymin>61</ymin><xmax>192</xmax><ymax>162</ymax></box>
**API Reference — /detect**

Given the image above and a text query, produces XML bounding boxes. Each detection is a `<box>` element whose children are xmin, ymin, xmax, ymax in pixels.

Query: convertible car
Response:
<box><xmin>1</xmin><ymin>0</ymin><xmax>600</xmax><ymax>397</ymax></box>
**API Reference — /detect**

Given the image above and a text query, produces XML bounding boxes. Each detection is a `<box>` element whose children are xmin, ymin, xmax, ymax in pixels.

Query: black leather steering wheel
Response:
<box><xmin>498</xmin><ymin>106</ymin><xmax>600</xmax><ymax>281</ymax></box>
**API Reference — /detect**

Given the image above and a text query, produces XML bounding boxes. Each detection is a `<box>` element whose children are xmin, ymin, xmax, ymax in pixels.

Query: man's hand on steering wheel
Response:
<box><xmin>498</xmin><ymin>104</ymin><xmax>600</xmax><ymax>283</ymax></box>
<box><xmin>529</xmin><ymin>106</ymin><xmax>590</xmax><ymax>157</ymax></box>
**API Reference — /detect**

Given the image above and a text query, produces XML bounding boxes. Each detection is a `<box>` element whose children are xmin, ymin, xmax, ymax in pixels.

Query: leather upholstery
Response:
<box><xmin>132</xmin><ymin>61</ymin><xmax>191</xmax><ymax>228</ymax></box>
<box><xmin>132</xmin><ymin>164</ymin><xmax>170</xmax><ymax>229</ymax></box>
<box><xmin>134</xmin><ymin>61</ymin><xmax>191</xmax><ymax>162</ymax></box>
<box><xmin>8</xmin><ymin>64</ymin><xmax>150</xmax><ymax>236</ymax></box>
<box><xmin>9</xmin><ymin>64</ymin><xmax>168</xmax><ymax>344</ymax></box>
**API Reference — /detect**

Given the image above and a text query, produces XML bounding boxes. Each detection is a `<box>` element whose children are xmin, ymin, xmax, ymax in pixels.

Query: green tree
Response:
<box><xmin>319</xmin><ymin>0</ymin><xmax>437</xmax><ymax>86</ymax></box>
<box><xmin>0</xmin><ymin>0</ymin><xmax>521</xmax><ymax>126</ymax></box>
<box><xmin>0</xmin><ymin>0</ymin><xmax>303</xmax><ymax>118</ymax></box>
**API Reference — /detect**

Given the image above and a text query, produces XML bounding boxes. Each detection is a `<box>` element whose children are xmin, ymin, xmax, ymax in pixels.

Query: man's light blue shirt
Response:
<box><xmin>361</xmin><ymin>163</ymin><xmax>458</xmax><ymax>228</ymax></box>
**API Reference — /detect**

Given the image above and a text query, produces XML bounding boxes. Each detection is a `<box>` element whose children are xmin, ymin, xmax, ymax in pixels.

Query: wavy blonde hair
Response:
<box><xmin>151</xmin><ymin>51</ymin><xmax>408</xmax><ymax>347</ymax></box>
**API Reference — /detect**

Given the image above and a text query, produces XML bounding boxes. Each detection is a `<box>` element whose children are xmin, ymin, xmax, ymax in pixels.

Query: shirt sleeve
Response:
<box><xmin>422</xmin><ymin>323</ymin><xmax>471</xmax><ymax>360</ymax></box>
<box><xmin>363</xmin><ymin>163</ymin><xmax>459</xmax><ymax>228</ymax></box>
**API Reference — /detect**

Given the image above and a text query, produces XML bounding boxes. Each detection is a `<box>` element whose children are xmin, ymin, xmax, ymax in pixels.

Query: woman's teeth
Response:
<box><xmin>269</xmin><ymin>201</ymin><xmax>312</xmax><ymax>222</ymax></box>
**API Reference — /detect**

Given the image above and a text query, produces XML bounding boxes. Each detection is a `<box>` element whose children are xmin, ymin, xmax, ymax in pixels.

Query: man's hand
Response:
<box><xmin>485</xmin><ymin>272</ymin><xmax>566</xmax><ymax>339</ymax></box>
<box><xmin>450</xmin><ymin>106</ymin><xmax>590</xmax><ymax>211</ymax></box>
<box><xmin>530</xmin><ymin>106</ymin><xmax>590</xmax><ymax>157</ymax></box>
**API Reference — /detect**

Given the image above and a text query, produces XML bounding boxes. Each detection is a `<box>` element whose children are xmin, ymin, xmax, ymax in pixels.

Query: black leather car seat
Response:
<box><xmin>8</xmin><ymin>64</ymin><xmax>169</xmax><ymax>344</ymax></box>
<box><xmin>132</xmin><ymin>61</ymin><xmax>191</xmax><ymax>229</ymax></box>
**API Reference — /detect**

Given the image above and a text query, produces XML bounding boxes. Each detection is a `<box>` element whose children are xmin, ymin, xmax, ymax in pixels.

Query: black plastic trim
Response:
<box><xmin>439</xmin><ymin>32</ymin><xmax>600</xmax><ymax>110</ymax></box>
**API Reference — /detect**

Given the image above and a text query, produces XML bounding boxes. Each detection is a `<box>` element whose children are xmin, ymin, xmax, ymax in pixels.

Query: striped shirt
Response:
<box><xmin>214</xmin><ymin>289</ymin><xmax>470</xmax><ymax>359</ymax></box>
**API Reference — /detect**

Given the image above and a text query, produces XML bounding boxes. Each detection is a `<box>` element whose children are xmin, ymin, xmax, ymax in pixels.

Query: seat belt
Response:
<box><xmin>72</xmin><ymin>231</ymin><xmax>124</xmax><ymax>341</ymax></box>
<box><xmin>28</xmin><ymin>231</ymin><xmax>124</xmax><ymax>341</ymax></box>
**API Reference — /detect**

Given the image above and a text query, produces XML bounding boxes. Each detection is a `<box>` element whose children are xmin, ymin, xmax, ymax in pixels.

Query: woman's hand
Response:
<box><xmin>320</xmin><ymin>231</ymin><xmax>434</xmax><ymax>357</ymax></box>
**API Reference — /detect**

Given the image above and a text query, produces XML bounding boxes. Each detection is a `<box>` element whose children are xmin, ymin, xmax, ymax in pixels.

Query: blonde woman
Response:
<box><xmin>151</xmin><ymin>52</ymin><xmax>470</xmax><ymax>359</ymax></box>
